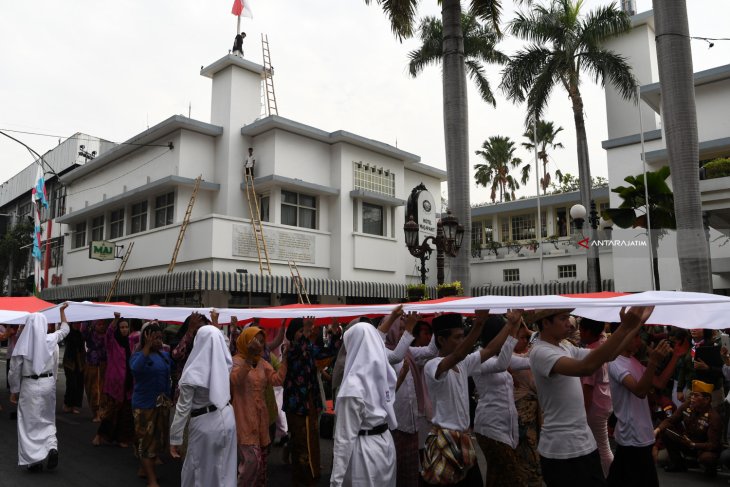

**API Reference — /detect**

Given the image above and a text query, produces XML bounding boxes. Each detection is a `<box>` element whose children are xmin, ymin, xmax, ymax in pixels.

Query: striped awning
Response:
<box><xmin>40</xmin><ymin>270</ymin><xmax>413</xmax><ymax>301</ymax></box>
<box><xmin>472</xmin><ymin>279</ymin><xmax>614</xmax><ymax>297</ymax></box>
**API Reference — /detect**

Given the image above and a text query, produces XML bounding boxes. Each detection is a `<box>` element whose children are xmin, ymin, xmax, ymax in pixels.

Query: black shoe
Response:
<box><xmin>27</xmin><ymin>463</ymin><xmax>42</xmax><ymax>473</ymax></box>
<box><xmin>46</xmin><ymin>449</ymin><xmax>58</xmax><ymax>470</ymax></box>
<box><xmin>664</xmin><ymin>464</ymin><xmax>687</xmax><ymax>473</ymax></box>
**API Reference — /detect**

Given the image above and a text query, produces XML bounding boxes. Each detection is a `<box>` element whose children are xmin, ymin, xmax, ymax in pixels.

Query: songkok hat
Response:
<box><xmin>432</xmin><ymin>313</ymin><xmax>463</xmax><ymax>333</ymax></box>
<box><xmin>692</xmin><ymin>380</ymin><xmax>714</xmax><ymax>395</ymax></box>
<box><xmin>523</xmin><ymin>309</ymin><xmax>573</xmax><ymax>325</ymax></box>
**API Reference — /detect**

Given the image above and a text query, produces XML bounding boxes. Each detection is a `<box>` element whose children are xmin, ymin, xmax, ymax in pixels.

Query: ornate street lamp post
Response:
<box><xmin>404</xmin><ymin>210</ymin><xmax>464</xmax><ymax>285</ymax></box>
<box><xmin>570</xmin><ymin>200</ymin><xmax>604</xmax><ymax>292</ymax></box>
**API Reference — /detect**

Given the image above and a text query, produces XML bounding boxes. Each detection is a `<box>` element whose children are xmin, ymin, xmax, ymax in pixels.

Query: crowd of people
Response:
<box><xmin>4</xmin><ymin>302</ymin><xmax>730</xmax><ymax>486</ymax></box>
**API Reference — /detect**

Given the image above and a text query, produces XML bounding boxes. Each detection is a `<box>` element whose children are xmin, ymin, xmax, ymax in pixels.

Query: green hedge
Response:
<box><xmin>704</xmin><ymin>157</ymin><xmax>730</xmax><ymax>179</ymax></box>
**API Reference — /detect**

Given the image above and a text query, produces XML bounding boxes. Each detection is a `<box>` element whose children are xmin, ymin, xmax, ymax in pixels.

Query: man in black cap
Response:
<box><xmin>527</xmin><ymin>306</ymin><xmax>654</xmax><ymax>487</ymax></box>
<box><xmin>421</xmin><ymin>309</ymin><xmax>523</xmax><ymax>486</ymax></box>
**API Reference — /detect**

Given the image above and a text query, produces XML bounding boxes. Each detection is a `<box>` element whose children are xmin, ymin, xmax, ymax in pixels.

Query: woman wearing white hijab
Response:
<box><xmin>330</xmin><ymin>321</ymin><xmax>397</xmax><ymax>487</ymax></box>
<box><xmin>9</xmin><ymin>303</ymin><xmax>70</xmax><ymax>471</ymax></box>
<box><xmin>169</xmin><ymin>325</ymin><xmax>237</xmax><ymax>487</ymax></box>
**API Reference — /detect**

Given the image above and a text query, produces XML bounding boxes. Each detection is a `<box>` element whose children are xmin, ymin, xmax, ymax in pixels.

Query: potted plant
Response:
<box><xmin>487</xmin><ymin>240</ymin><xmax>501</xmax><ymax>256</ymax></box>
<box><xmin>406</xmin><ymin>283</ymin><xmax>428</xmax><ymax>301</ymax></box>
<box><xmin>436</xmin><ymin>281</ymin><xmax>464</xmax><ymax>298</ymax></box>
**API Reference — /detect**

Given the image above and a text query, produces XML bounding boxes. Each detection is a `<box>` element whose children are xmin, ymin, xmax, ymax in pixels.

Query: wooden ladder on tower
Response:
<box><xmin>261</xmin><ymin>34</ymin><xmax>278</xmax><ymax>116</ymax></box>
<box><xmin>288</xmin><ymin>260</ymin><xmax>310</xmax><ymax>304</ymax></box>
<box><xmin>167</xmin><ymin>175</ymin><xmax>202</xmax><ymax>273</ymax></box>
<box><xmin>244</xmin><ymin>172</ymin><xmax>272</xmax><ymax>275</ymax></box>
<box><xmin>106</xmin><ymin>242</ymin><xmax>134</xmax><ymax>302</ymax></box>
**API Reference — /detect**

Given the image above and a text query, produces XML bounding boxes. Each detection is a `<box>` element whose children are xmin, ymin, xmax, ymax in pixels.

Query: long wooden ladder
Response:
<box><xmin>288</xmin><ymin>260</ymin><xmax>310</xmax><ymax>304</ymax></box>
<box><xmin>244</xmin><ymin>172</ymin><xmax>272</xmax><ymax>275</ymax></box>
<box><xmin>261</xmin><ymin>34</ymin><xmax>278</xmax><ymax>116</ymax></box>
<box><xmin>106</xmin><ymin>242</ymin><xmax>134</xmax><ymax>302</ymax></box>
<box><xmin>167</xmin><ymin>175</ymin><xmax>201</xmax><ymax>273</ymax></box>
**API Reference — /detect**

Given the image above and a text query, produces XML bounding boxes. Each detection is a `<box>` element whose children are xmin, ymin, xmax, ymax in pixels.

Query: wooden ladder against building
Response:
<box><xmin>244</xmin><ymin>172</ymin><xmax>272</xmax><ymax>275</ymax></box>
<box><xmin>167</xmin><ymin>175</ymin><xmax>202</xmax><ymax>274</ymax></box>
<box><xmin>261</xmin><ymin>34</ymin><xmax>278</xmax><ymax>116</ymax></box>
<box><xmin>106</xmin><ymin>242</ymin><xmax>134</xmax><ymax>302</ymax></box>
<box><xmin>288</xmin><ymin>260</ymin><xmax>310</xmax><ymax>304</ymax></box>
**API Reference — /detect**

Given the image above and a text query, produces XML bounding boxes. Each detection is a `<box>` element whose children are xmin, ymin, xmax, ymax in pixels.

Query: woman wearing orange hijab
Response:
<box><xmin>230</xmin><ymin>326</ymin><xmax>288</xmax><ymax>486</ymax></box>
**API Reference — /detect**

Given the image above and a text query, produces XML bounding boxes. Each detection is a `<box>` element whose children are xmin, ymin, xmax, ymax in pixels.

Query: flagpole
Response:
<box><xmin>237</xmin><ymin>15</ymin><xmax>241</xmax><ymax>36</ymax></box>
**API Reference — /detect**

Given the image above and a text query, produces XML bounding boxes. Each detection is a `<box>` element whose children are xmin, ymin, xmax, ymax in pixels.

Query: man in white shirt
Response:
<box><xmin>607</xmin><ymin>327</ymin><xmax>671</xmax><ymax>487</ymax></box>
<box><xmin>244</xmin><ymin>147</ymin><xmax>255</xmax><ymax>178</ymax></box>
<box><xmin>527</xmin><ymin>306</ymin><xmax>654</xmax><ymax>487</ymax></box>
<box><xmin>422</xmin><ymin>309</ymin><xmax>522</xmax><ymax>486</ymax></box>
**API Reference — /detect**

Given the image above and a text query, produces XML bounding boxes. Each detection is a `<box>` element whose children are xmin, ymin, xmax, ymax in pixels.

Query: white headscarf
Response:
<box><xmin>12</xmin><ymin>313</ymin><xmax>54</xmax><ymax>376</ymax></box>
<box><xmin>179</xmin><ymin>326</ymin><xmax>232</xmax><ymax>409</ymax></box>
<box><xmin>337</xmin><ymin>321</ymin><xmax>397</xmax><ymax>428</ymax></box>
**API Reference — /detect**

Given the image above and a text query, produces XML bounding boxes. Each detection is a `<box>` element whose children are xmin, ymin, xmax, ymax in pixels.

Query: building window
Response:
<box><xmin>362</xmin><ymin>202</ymin><xmax>384</xmax><ymax>236</ymax></box>
<box><xmin>154</xmin><ymin>192</ymin><xmax>174</xmax><ymax>228</ymax></box>
<box><xmin>510</xmin><ymin>212</ymin><xmax>547</xmax><ymax>241</ymax></box>
<box><xmin>471</xmin><ymin>221</ymin><xmax>483</xmax><ymax>248</ymax></box>
<box><xmin>281</xmin><ymin>190</ymin><xmax>316</xmax><ymax>229</ymax></box>
<box><xmin>353</xmin><ymin>162</ymin><xmax>395</xmax><ymax>197</ymax></box>
<box><xmin>503</xmin><ymin>268</ymin><xmax>520</xmax><ymax>282</ymax></box>
<box><xmin>500</xmin><ymin>217</ymin><xmax>510</xmax><ymax>241</ymax></box>
<box><xmin>110</xmin><ymin>209</ymin><xmax>125</xmax><ymax>239</ymax></box>
<box><xmin>558</xmin><ymin>264</ymin><xmax>577</xmax><ymax>279</ymax></box>
<box><xmin>90</xmin><ymin>215</ymin><xmax>104</xmax><ymax>241</ymax></box>
<box><xmin>41</xmin><ymin>237</ymin><xmax>64</xmax><ymax>269</ymax></box>
<box><xmin>18</xmin><ymin>202</ymin><xmax>32</xmax><ymax>219</ymax></box>
<box><xmin>259</xmin><ymin>196</ymin><xmax>270</xmax><ymax>222</ymax></box>
<box><xmin>73</xmin><ymin>222</ymin><xmax>87</xmax><ymax>249</ymax></box>
<box><xmin>52</xmin><ymin>186</ymin><xmax>66</xmax><ymax>218</ymax></box>
<box><xmin>131</xmin><ymin>201</ymin><xmax>148</xmax><ymax>234</ymax></box>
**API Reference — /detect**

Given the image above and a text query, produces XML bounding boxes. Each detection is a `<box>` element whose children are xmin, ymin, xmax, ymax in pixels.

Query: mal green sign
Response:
<box><xmin>89</xmin><ymin>241</ymin><xmax>116</xmax><ymax>261</ymax></box>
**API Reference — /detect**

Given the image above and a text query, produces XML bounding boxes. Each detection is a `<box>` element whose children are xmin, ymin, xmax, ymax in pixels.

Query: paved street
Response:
<box><xmin>0</xmin><ymin>351</ymin><xmax>727</xmax><ymax>486</ymax></box>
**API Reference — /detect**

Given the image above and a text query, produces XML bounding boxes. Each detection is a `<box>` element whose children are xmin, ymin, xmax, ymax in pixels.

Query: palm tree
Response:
<box><xmin>603</xmin><ymin>166</ymin><xmax>676</xmax><ymax>290</ymax></box>
<box><xmin>651</xmin><ymin>0</ymin><xmax>712</xmax><ymax>292</ymax></box>
<box><xmin>407</xmin><ymin>13</ymin><xmax>509</xmax><ymax>106</ymax></box>
<box><xmin>474</xmin><ymin>136</ymin><xmax>523</xmax><ymax>203</ymax></box>
<box><xmin>521</xmin><ymin>120</ymin><xmax>564</xmax><ymax>194</ymax></box>
<box><xmin>501</xmin><ymin>0</ymin><xmax>636</xmax><ymax>292</ymax></box>
<box><xmin>365</xmin><ymin>0</ymin><xmax>503</xmax><ymax>296</ymax></box>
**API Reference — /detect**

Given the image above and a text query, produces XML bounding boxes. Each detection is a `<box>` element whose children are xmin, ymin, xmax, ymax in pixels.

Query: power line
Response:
<box><xmin>0</xmin><ymin>127</ymin><xmax>172</xmax><ymax>148</ymax></box>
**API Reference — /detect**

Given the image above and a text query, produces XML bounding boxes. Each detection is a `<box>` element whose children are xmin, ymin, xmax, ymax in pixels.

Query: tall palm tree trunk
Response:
<box><xmin>441</xmin><ymin>0</ymin><xmax>471</xmax><ymax>294</ymax></box>
<box><xmin>652</xmin><ymin>0</ymin><xmax>712</xmax><ymax>292</ymax></box>
<box><xmin>569</xmin><ymin>88</ymin><xmax>602</xmax><ymax>292</ymax></box>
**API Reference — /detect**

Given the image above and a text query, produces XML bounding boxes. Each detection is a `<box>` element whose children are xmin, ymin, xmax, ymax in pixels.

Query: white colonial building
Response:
<box><xmin>36</xmin><ymin>54</ymin><xmax>445</xmax><ymax>306</ymax></box>
<box><xmin>469</xmin><ymin>187</ymin><xmax>614</xmax><ymax>295</ymax></box>
<box><xmin>602</xmin><ymin>10</ymin><xmax>730</xmax><ymax>293</ymax></box>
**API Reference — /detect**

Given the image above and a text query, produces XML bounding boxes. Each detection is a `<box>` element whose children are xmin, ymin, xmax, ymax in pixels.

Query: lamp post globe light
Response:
<box><xmin>404</xmin><ymin>210</ymin><xmax>464</xmax><ymax>286</ymax></box>
<box><xmin>570</xmin><ymin>200</ymin><xmax>603</xmax><ymax>292</ymax></box>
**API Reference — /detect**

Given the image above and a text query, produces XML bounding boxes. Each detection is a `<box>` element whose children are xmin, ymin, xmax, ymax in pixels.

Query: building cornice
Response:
<box><xmin>57</xmin><ymin>175</ymin><xmax>220</xmax><ymax>224</ymax></box>
<box><xmin>641</xmin><ymin>64</ymin><xmax>730</xmax><ymax>113</ymax></box>
<box><xmin>60</xmin><ymin>116</ymin><xmax>223</xmax><ymax>184</ymax></box>
<box><xmin>242</xmin><ymin>174</ymin><xmax>340</xmax><ymax>196</ymax></box>
<box><xmin>602</xmin><ymin>129</ymin><xmax>662</xmax><ymax>150</ymax></box>
<box><xmin>471</xmin><ymin>186</ymin><xmax>610</xmax><ymax>217</ymax></box>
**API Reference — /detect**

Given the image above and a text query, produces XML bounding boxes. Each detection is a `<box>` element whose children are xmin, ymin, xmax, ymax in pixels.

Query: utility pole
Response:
<box><xmin>2</xmin><ymin>213</ymin><xmax>17</xmax><ymax>296</ymax></box>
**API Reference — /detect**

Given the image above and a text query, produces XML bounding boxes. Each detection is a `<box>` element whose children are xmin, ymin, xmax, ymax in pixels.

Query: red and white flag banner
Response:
<box><xmin>2</xmin><ymin>290</ymin><xmax>730</xmax><ymax>330</ymax></box>
<box><xmin>231</xmin><ymin>0</ymin><xmax>253</xmax><ymax>18</ymax></box>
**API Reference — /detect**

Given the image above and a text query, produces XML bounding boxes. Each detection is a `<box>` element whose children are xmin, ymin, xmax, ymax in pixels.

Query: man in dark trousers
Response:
<box><xmin>232</xmin><ymin>32</ymin><xmax>246</xmax><ymax>57</ymax></box>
